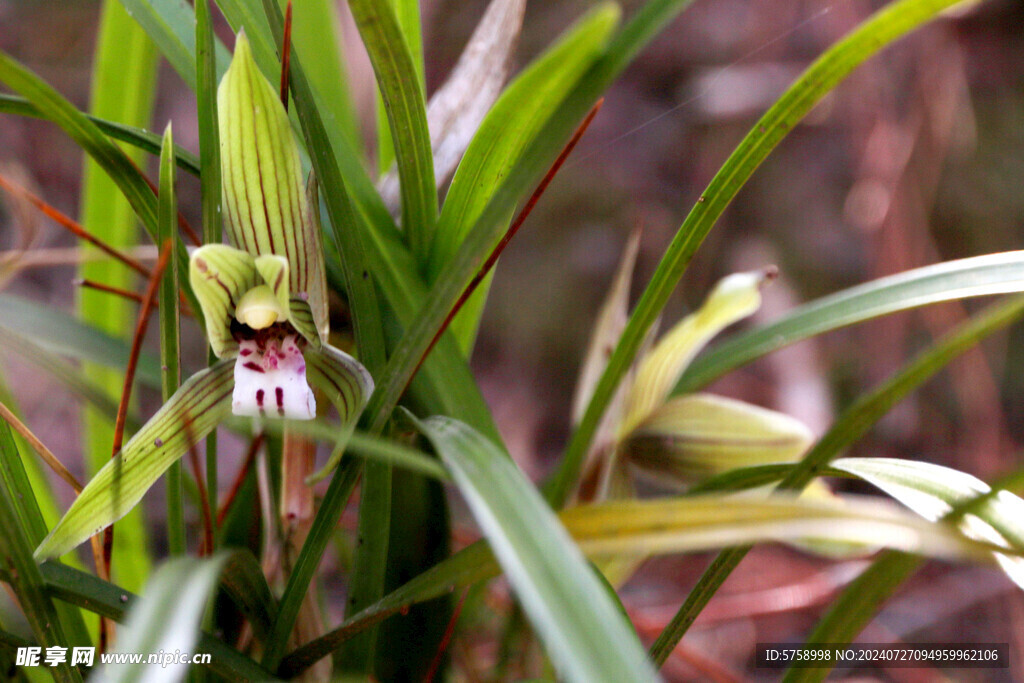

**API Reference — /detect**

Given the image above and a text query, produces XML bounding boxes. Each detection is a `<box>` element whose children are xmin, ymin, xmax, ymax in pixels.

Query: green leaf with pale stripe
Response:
<box><xmin>218</xmin><ymin>32</ymin><xmax>329</xmax><ymax>340</ymax></box>
<box><xmin>305</xmin><ymin>345</ymin><xmax>375</xmax><ymax>483</ymax></box>
<box><xmin>679</xmin><ymin>250</ymin><xmax>1024</xmax><ymax>393</ymax></box>
<box><xmin>349</xmin><ymin>0</ymin><xmax>437</xmax><ymax>264</ymax></box>
<box><xmin>35</xmin><ymin>360</ymin><xmax>235</xmax><ymax>560</ymax></box>
<box><xmin>0</xmin><ymin>294</ymin><xmax>162</xmax><ymax>388</ymax></box>
<box><xmin>281</xmin><ymin>478</ymin><xmax>1016</xmax><ymax>676</ymax></box>
<box><xmin>413</xmin><ymin>414</ymin><xmax>659</xmax><ymax>683</ymax></box>
<box><xmin>832</xmin><ymin>457</ymin><xmax>1024</xmax><ymax>588</ymax></box>
<box><xmin>0</xmin><ymin>93</ymin><xmax>201</xmax><ymax>175</ymax></box>
<box><xmin>98</xmin><ymin>554</ymin><xmax>232</xmax><ymax>682</ymax></box>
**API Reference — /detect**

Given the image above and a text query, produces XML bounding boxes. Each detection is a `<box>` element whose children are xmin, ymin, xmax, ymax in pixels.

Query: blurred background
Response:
<box><xmin>2</xmin><ymin>0</ymin><xmax>1024</xmax><ymax>679</ymax></box>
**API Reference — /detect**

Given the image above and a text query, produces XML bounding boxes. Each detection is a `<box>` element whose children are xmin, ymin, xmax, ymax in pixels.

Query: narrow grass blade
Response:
<box><xmin>0</xmin><ymin>419</ymin><xmax>91</xmax><ymax>648</ymax></box>
<box><xmin>428</xmin><ymin>3</ymin><xmax>618</xmax><ymax>349</ymax></box>
<box><xmin>553</xmin><ymin>0</ymin><xmax>972</xmax><ymax>510</ymax></box>
<box><xmin>349</xmin><ymin>0</ymin><xmax>437</xmax><ymax>263</ymax></box>
<box><xmin>378</xmin><ymin>0</ymin><xmax>527</xmax><ymax>206</ymax></box>
<box><xmin>560</xmin><ymin>495</ymin><xmax>1010</xmax><ymax>562</ymax></box>
<box><xmin>0</xmin><ymin>94</ymin><xmax>200</xmax><ymax>175</ymax></box>
<box><xmin>646</xmin><ymin>294</ymin><xmax>1024</xmax><ymax>666</ymax></box>
<box><xmin>118</xmin><ymin>0</ymin><xmax>231</xmax><ymax>89</ymax></box>
<box><xmin>375</xmin><ymin>0</ymin><xmax>425</xmax><ymax>176</ymax></box>
<box><xmin>414</xmin><ymin>415</ymin><xmax>659</xmax><ymax>683</ymax></box>
<box><xmin>679</xmin><ymin>250</ymin><xmax>1024</xmax><ymax>393</ymax></box>
<box><xmin>0</xmin><ymin>426</ymin><xmax>81</xmax><ymax>682</ymax></box>
<box><xmin>35</xmin><ymin>359</ymin><xmax>235</xmax><ymax>560</ymax></box>
<box><xmin>157</xmin><ymin>124</ymin><xmax>185</xmax><ymax>557</ymax></box>
<box><xmin>96</xmin><ymin>554</ymin><xmax>232</xmax><ymax>683</ymax></box>
<box><xmin>245</xmin><ymin>419</ymin><xmax>449</xmax><ymax>480</ymax></box>
<box><xmin>832</xmin><ymin>457</ymin><xmax>1024</xmax><ymax>586</ymax></box>
<box><xmin>0</xmin><ymin>294</ymin><xmax>161</xmax><ymax>388</ymax></box>
<box><xmin>288</xmin><ymin>0</ymin><xmax>361</xmax><ymax>152</ymax></box>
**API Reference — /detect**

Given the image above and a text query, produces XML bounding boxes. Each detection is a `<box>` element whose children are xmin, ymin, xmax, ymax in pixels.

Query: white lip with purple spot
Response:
<box><xmin>231</xmin><ymin>335</ymin><xmax>316</xmax><ymax>419</ymax></box>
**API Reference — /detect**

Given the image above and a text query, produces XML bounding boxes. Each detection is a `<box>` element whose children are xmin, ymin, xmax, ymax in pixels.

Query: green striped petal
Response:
<box><xmin>304</xmin><ymin>344</ymin><xmax>375</xmax><ymax>483</ymax></box>
<box><xmin>218</xmin><ymin>31</ymin><xmax>328</xmax><ymax>342</ymax></box>
<box><xmin>189</xmin><ymin>244</ymin><xmax>260</xmax><ymax>358</ymax></box>
<box><xmin>619</xmin><ymin>271</ymin><xmax>770</xmax><ymax>436</ymax></box>
<box><xmin>625</xmin><ymin>393</ymin><xmax>813</xmax><ymax>484</ymax></box>
<box><xmin>35</xmin><ymin>359</ymin><xmax>235</xmax><ymax>559</ymax></box>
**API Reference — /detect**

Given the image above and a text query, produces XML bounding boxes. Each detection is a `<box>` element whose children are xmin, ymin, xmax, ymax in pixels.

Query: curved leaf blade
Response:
<box><xmin>36</xmin><ymin>360</ymin><xmax>234</xmax><ymax>560</ymax></box>
<box><xmin>98</xmin><ymin>553</ymin><xmax>233</xmax><ymax>683</ymax></box>
<box><xmin>414</xmin><ymin>415</ymin><xmax>659</xmax><ymax>683</ymax></box>
<box><xmin>679</xmin><ymin>250</ymin><xmax>1024</xmax><ymax>393</ymax></box>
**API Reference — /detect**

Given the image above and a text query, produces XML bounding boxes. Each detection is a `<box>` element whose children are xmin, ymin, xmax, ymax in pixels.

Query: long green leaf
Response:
<box><xmin>0</xmin><ymin>94</ymin><xmax>200</xmax><ymax>175</ymax></box>
<box><xmin>784</xmin><ymin>465</ymin><xmax>1024</xmax><ymax>683</ymax></box>
<box><xmin>414</xmin><ymin>415</ymin><xmax>659</xmax><ymax>683</ymax></box>
<box><xmin>0</xmin><ymin>295</ymin><xmax>161</xmax><ymax>388</ymax></box>
<box><xmin>375</xmin><ymin>0</ymin><xmax>425</xmax><ymax>176</ymax></box>
<box><xmin>679</xmin><ymin>250</ymin><xmax>1024</xmax><ymax>393</ymax></box>
<box><xmin>363</xmin><ymin>0</ymin><xmax>701</xmax><ymax>449</ymax></box>
<box><xmin>286</xmin><ymin>0</ymin><xmax>361</xmax><ymax>152</ymax></box>
<box><xmin>0</xmin><ymin>425</ymin><xmax>81</xmax><ymax>683</ymax></box>
<box><xmin>429</xmin><ymin>3</ymin><xmax>620</xmax><ymax>350</ymax></box>
<box><xmin>196</xmin><ymin>0</ymin><xmax>223</xmax><ymax>536</ymax></box>
<box><xmin>118</xmin><ymin>0</ymin><xmax>231</xmax><ymax>88</ymax></box>
<box><xmin>34</xmin><ymin>561</ymin><xmax>279</xmax><ymax>681</ymax></box>
<box><xmin>349</xmin><ymin>0</ymin><xmax>437</xmax><ymax>263</ymax></box>
<box><xmin>647</xmin><ymin>293</ymin><xmax>1024</xmax><ymax>666</ymax></box>
<box><xmin>278</xmin><ymin>474</ymin><xmax>1017</xmax><ymax>676</ymax></box>
<box><xmin>157</xmin><ymin>124</ymin><xmax>185</xmax><ymax>557</ymax></box>
<box><xmin>36</xmin><ymin>360</ymin><xmax>234</xmax><ymax>560</ymax></box>
<box><xmin>552</xmin><ymin>0</ymin><xmax>971</xmax><ymax>510</ymax></box>
<box><xmin>218</xmin><ymin>549</ymin><xmax>279</xmax><ymax>643</ymax></box>
<box><xmin>97</xmin><ymin>554</ymin><xmax>232</xmax><ymax>682</ymax></box>
<box><xmin>832</xmin><ymin>457</ymin><xmax>1024</xmax><ymax>586</ymax></box>
<box><xmin>0</xmin><ymin>419</ymin><xmax>91</xmax><ymax>649</ymax></box>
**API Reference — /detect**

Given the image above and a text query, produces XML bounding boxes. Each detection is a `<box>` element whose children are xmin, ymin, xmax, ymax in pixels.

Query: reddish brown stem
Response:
<box><xmin>0</xmin><ymin>173</ymin><xmax>151</xmax><ymax>277</ymax></box>
<box><xmin>216</xmin><ymin>432</ymin><xmax>264</xmax><ymax>527</ymax></box>
<box><xmin>424</xmin><ymin>588</ymin><xmax>469</xmax><ymax>683</ymax></box>
<box><xmin>98</xmin><ymin>238</ymin><xmax>171</xmax><ymax>652</ymax></box>
<box><xmin>280</xmin><ymin>0</ymin><xmax>293</xmax><ymax>110</ymax></box>
<box><xmin>183</xmin><ymin>416</ymin><xmax>214</xmax><ymax>556</ymax></box>
<box><xmin>74</xmin><ymin>278</ymin><xmax>145</xmax><ymax>304</ymax></box>
<box><xmin>409</xmin><ymin>100</ymin><xmax>604</xmax><ymax>387</ymax></box>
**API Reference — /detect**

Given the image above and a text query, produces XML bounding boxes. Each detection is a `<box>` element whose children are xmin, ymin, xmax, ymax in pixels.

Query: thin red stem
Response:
<box><xmin>74</xmin><ymin>278</ymin><xmax>144</xmax><ymax>304</ymax></box>
<box><xmin>0</xmin><ymin>173</ymin><xmax>151</xmax><ymax>277</ymax></box>
<box><xmin>183</xmin><ymin>417</ymin><xmax>214</xmax><ymax>556</ymax></box>
<box><xmin>424</xmin><ymin>588</ymin><xmax>469</xmax><ymax>683</ymax></box>
<box><xmin>408</xmin><ymin>100</ymin><xmax>604</xmax><ymax>388</ymax></box>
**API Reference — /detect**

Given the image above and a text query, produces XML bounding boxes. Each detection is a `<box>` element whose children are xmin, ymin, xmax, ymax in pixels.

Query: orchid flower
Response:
<box><xmin>36</xmin><ymin>34</ymin><xmax>373</xmax><ymax>560</ymax></box>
